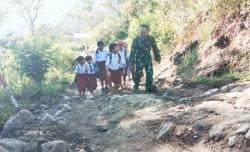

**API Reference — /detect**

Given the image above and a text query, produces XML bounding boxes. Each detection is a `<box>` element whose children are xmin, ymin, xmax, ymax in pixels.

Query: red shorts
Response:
<box><xmin>76</xmin><ymin>74</ymin><xmax>88</xmax><ymax>92</ymax></box>
<box><xmin>87</xmin><ymin>74</ymin><xmax>97</xmax><ymax>92</ymax></box>
<box><xmin>109</xmin><ymin>69</ymin><xmax>122</xmax><ymax>85</ymax></box>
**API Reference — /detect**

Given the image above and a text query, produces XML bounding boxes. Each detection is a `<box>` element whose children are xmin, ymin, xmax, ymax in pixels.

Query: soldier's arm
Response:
<box><xmin>152</xmin><ymin>37</ymin><xmax>161</xmax><ymax>62</ymax></box>
<box><xmin>129</xmin><ymin>38</ymin><xmax>137</xmax><ymax>65</ymax></box>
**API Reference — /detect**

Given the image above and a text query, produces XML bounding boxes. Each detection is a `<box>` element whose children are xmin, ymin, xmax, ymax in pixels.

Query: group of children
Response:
<box><xmin>73</xmin><ymin>40</ymin><xmax>130</xmax><ymax>98</ymax></box>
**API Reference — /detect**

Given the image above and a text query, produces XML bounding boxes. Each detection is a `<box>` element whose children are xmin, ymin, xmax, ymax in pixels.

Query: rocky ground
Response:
<box><xmin>0</xmin><ymin>81</ymin><xmax>250</xmax><ymax>152</ymax></box>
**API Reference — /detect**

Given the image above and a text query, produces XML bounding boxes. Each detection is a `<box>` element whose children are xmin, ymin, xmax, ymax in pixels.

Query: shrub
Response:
<box><xmin>177</xmin><ymin>44</ymin><xmax>198</xmax><ymax>80</ymax></box>
<box><xmin>11</xmin><ymin>38</ymin><xmax>52</xmax><ymax>83</ymax></box>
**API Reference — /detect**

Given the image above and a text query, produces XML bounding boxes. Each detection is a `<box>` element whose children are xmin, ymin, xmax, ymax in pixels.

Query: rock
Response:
<box><xmin>24</xmin><ymin>142</ymin><xmax>38</xmax><ymax>152</ymax></box>
<box><xmin>55</xmin><ymin>110</ymin><xmax>64</xmax><ymax>117</ymax></box>
<box><xmin>61</xmin><ymin>104</ymin><xmax>72</xmax><ymax>112</ymax></box>
<box><xmin>24</xmin><ymin>130</ymin><xmax>40</xmax><ymax>138</ymax></box>
<box><xmin>63</xmin><ymin>96</ymin><xmax>70</xmax><ymax>101</ymax></box>
<box><xmin>40</xmin><ymin>113</ymin><xmax>56</xmax><ymax>126</ymax></box>
<box><xmin>221</xmin><ymin>84</ymin><xmax>238</xmax><ymax>92</ymax></box>
<box><xmin>1</xmin><ymin>109</ymin><xmax>35</xmax><ymax>137</ymax></box>
<box><xmin>41</xmin><ymin>140</ymin><xmax>67</xmax><ymax>152</ymax></box>
<box><xmin>245</xmin><ymin>129</ymin><xmax>250</xmax><ymax>140</ymax></box>
<box><xmin>110</xmin><ymin>109</ymin><xmax>133</xmax><ymax>123</ymax></box>
<box><xmin>174</xmin><ymin>125</ymin><xmax>186</xmax><ymax>136</ymax></box>
<box><xmin>193</xmin><ymin>121</ymin><xmax>208</xmax><ymax>131</ymax></box>
<box><xmin>236</xmin><ymin>124</ymin><xmax>250</xmax><ymax>135</ymax></box>
<box><xmin>196</xmin><ymin>89</ymin><xmax>219</xmax><ymax>98</ymax></box>
<box><xmin>192</xmin><ymin>101</ymin><xmax>236</xmax><ymax>116</ymax></box>
<box><xmin>228</xmin><ymin>136</ymin><xmax>237</xmax><ymax>147</ymax></box>
<box><xmin>208</xmin><ymin>125</ymin><xmax>225</xmax><ymax>141</ymax></box>
<box><xmin>41</xmin><ymin>104</ymin><xmax>49</xmax><ymax>109</ymax></box>
<box><xmin>0</xmin><ymin>138</ymin><xmax>26</xmax><ymax>152</ymax></box>
<box><xmin>0</xmin><ymin>146</ymin><xmax>8</xmax><ymax>152</ymax></box>
<box><xmin>55</xmin><ymin>104</ymin><xmax>72</xmax><ymax>117</ymax></box>
<box><xmin>162</xmin><ymin>88</ymin><xmax>182</xmax><ymax>100</ymax></box>
<box><xmin>156</xmin><ymin>121</ymin><xmax>176</xmax><ymax>140</ymax></box>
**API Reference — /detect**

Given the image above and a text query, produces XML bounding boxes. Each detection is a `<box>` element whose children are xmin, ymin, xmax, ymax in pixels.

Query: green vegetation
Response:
<box><xmin>193</xmin><ymin>71</ymin><xmax>250</xmax><ymax>87</ymax></box>
<box><xmin>0</xmin><ymin>36</ymin><xmax>76</xmax><ymax>124</ymax></box>
<box><xmin>177</xmin><ymin>44</ymin><xmax>198</xmax><ymax>80</ymax></box>
<box><xmin>78</xmin><ymin>0</ymin><xmax>249</xmax><ymax>51</ymax></box>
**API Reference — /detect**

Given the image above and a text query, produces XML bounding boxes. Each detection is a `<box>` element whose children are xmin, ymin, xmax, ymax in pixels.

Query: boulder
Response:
<box><xmin>236</xmin><ymin>124</ymin><xmax>250</xmax><ymax>135</ymax></box>
<box><xmin>192</xmin><ymin>101</ymin><xmax>235</xmax><ymax>116</ymax></box>
<box><xmin>245</xmin><ymin>129</ymin><xmax>250</xmax><ymax>140</ymax></box>
<box><xmin>1</xmin><ymin>109</ymin><xmax>35</xmax><ymax>137</ymax></box>
<box><xmin>0</xmin><ymin>138</ymin><xmax>26</xmax><ymax>152</ymax></box>
<box><xmin>41</xmin><ymin>140</ymin><xmax>67</xmax><ymax>152</ymax></box>
<box><xmin>208</xmin><ymin>125</ymin><xmax>225</xmax><ymax>141</ymax></box>
<box><xmin>156</xmin><ymin>121</ymin><xmax>176</xmax><ymax>140</ymax></box>
<box><xmin>228</xmin><ymin>136</ymin><xmax>237</xmax><ymax>147</ymax></box>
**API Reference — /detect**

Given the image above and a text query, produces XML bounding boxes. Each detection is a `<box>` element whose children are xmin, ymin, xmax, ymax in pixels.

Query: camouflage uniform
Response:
<box><xmin>129</xmin><ymin>35</ymin><xmax>161</xmax><ymax>92</ymax></box>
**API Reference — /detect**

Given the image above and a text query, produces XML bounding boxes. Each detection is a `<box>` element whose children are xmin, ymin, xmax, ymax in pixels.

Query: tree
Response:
<box><xmin>9</xmin><ymin>0</ymin><xmax>44</xmax><ymax>35</ymax></box>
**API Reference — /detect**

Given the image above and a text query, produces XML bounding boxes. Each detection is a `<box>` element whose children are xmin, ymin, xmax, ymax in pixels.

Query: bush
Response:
<box><xmin>177</xmin><ymin>44</ymin><xmax>198</xmax><ymax>80</ymax></box>
<box><xmin>11</xmin><ymin>38</ymin><xmax>52</xmax><ymax>83</ymax></box>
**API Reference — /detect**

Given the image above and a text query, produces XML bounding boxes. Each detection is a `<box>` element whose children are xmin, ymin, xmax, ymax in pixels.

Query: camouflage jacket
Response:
<box><xmin>129</xmin><ymin>35</ymin><xmax>161</xmax><ymax>64</ymax></box>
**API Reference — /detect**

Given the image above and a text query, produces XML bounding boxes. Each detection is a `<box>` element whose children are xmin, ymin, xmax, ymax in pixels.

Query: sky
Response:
<box><xmin>0</xmin><ymin>0</ymin><xmax>81</xmax><ymax>35</ymax></box>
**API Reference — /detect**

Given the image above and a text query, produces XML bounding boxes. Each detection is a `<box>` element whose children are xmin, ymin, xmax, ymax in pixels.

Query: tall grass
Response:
<box><xmin>193</xmin><ymin>71</ymin><xmax>250</xmax><ymax>87</ymax></box>
<box><xmin>177</xmin><ymin>44</ymin><xmax>198</xmax><ymax>80</ymax></box>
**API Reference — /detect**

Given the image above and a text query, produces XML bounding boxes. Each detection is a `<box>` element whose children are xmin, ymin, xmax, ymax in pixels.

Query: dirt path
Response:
<box><xmin>62</xmin><ymin>89</ymin><xmax>212</xmax><ymax>152</ymax></box>
<box><xmin>1</xmin><ymin>82</ymin><xmax>250</xmax><ymax>152</ymax></box>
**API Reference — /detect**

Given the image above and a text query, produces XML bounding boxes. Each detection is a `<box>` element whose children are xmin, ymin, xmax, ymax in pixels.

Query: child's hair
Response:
<box><xmin>76</xmin><ymin>56</ymin><xmax>85</xmax><ymax>63</ymax></box>
<box><xmin>86</xmin><ymin>55</ymin><xmax>92</xmax><ymax>61</ymax></box>
<box><xmin>97</xmin><ymin>41</ymin><xmax>104</xmax><ymax>47</ymax></box>
<box><xmin>140</xmin><ymin>24</ymin><xmax>150</xmax><ymax>30</ymax></box>
<box><xmin>109</xmin><ymin>42</ymin><xmax>118</xmax><ymax>52</ymax></box>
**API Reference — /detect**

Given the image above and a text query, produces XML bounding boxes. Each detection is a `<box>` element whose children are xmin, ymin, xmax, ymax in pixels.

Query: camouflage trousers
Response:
<box><xmin>133</xmin><ymin>61</ymin><xmax>153</xmax><ymax>92</ymax></box>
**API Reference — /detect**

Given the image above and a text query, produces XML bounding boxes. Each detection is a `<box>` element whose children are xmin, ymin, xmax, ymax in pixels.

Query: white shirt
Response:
<box><xmin>119</xmin><ymin>49</ymin><xmax>129</xmax><ymax>67</ymax></box>
<box><xmin>74</xmin><ymin>63</ymin><xmax>89</xmax><ymax>74</ymax></box>
<box><xmin>106</xmin><ymin>53</ymin><xmax>125</xmax><ymax>70</ymax></box>
<box><xmin>95</xmin><ymin>49</ymin><xmax>109</xmax><ymax>62</ymax></box>
<box><xmin>87</xmin><ymin>63</ymin><xmax>96</xmax><ymax>74</ymax></box>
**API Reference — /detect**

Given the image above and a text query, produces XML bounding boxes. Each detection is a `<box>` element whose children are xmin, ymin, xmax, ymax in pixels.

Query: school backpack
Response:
<box><xmin>108</xmin><ymin>53</ymin><xmax>121</xmax><ymax>64</ymax></box>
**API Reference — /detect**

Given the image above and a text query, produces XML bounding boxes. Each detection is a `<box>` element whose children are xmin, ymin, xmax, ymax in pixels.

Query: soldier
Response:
<box><xmin>129</xmin><ymin>24</ymin><xmax>161</xmax><ymax>93</ymax></box>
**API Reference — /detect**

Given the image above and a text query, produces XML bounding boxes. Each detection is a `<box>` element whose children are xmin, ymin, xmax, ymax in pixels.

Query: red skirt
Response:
<box><xmin>96</xmin><ymin>61</ymin><xmax>107</xmax><ymax>81</ymax></box>
<box><xmin>76</xmin><ymin>74</ymin><xmax>88</xmax><ymax>92</ymax></box>
<box><xmin>87</xmin><ymin>74</ymin><xmax>97</xmax><ymax>92</ymax></box>
<box><xmin>109</xmin><ymin>69</ymin><xmax>122</xmax><ymax>85</ymax></box>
